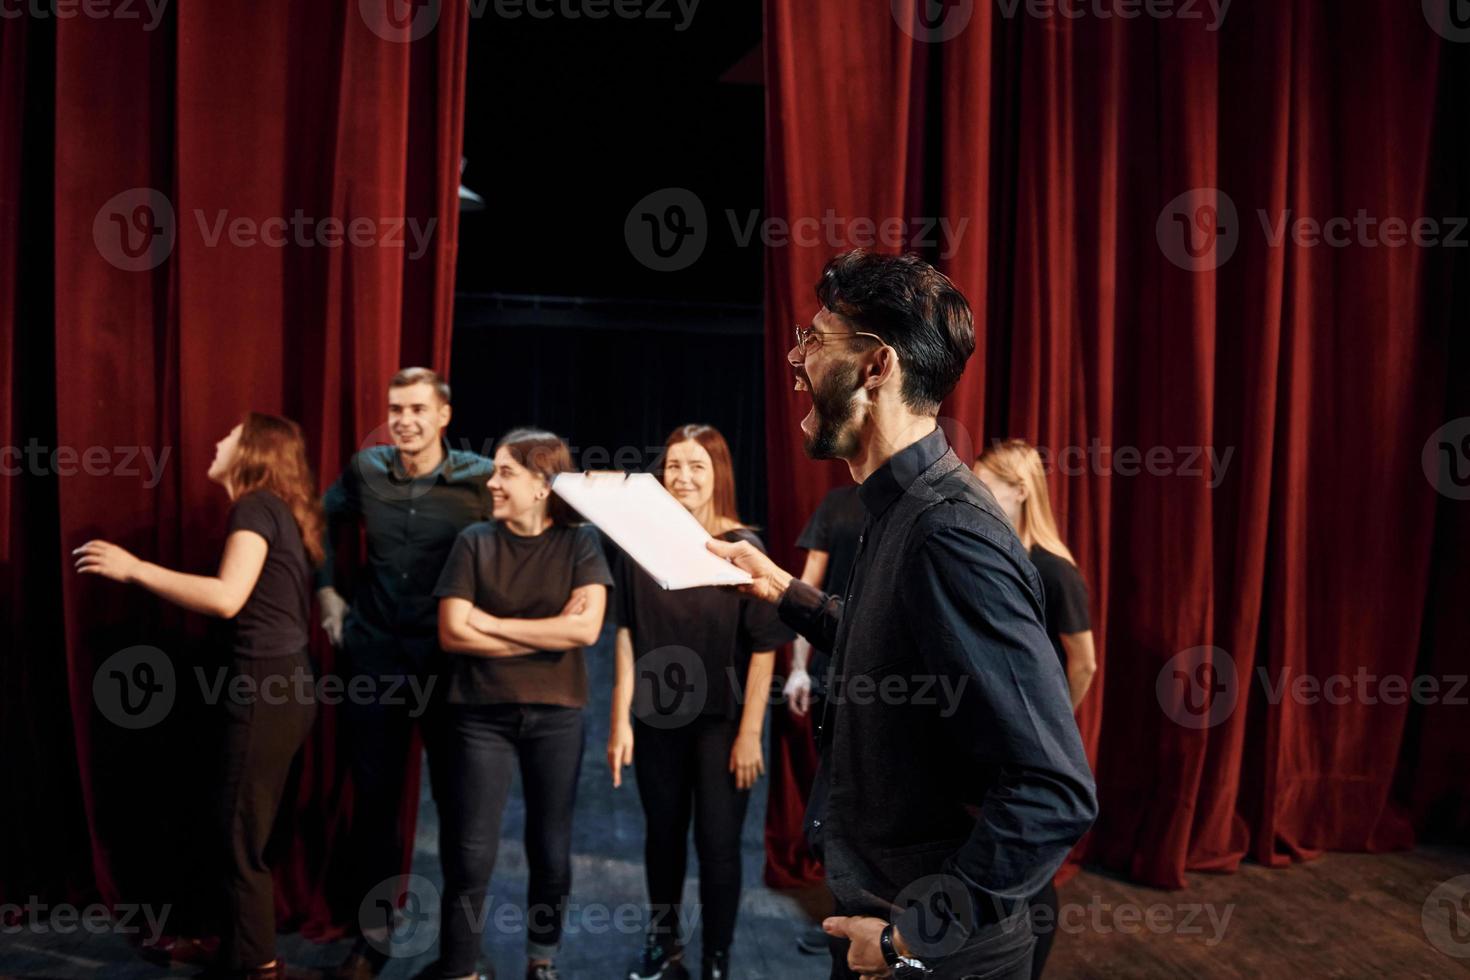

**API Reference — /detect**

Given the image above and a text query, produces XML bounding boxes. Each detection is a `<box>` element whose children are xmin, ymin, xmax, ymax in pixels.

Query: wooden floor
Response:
<box><xmin>2</xmin><ymin>628</ymin><xmax>1467</xmax><ymax>978</ymax></box>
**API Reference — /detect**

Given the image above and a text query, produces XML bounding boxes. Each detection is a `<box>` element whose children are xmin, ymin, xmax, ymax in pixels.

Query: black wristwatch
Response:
<box><xmin>880</xmin><ymin>923</ymin><xmax>931</xmax><ymax>978</ymax></box>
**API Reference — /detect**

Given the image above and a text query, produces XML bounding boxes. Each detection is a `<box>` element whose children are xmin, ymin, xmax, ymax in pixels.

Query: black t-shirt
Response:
<box><xmin>226</xmin><ymin>490</ymin><xmax>311</xmax><ymax>658</ymax></box>
<box><xmin>615</xmin><ymin>528</ymin><xmax>795</xmax><ymax>722</ymax></box>
<box><xmin>1029</xmin><ymin>544</ymin><xmax>1090</xmax><ymax>668</ymax></box>
<box><xmin>797</xmin><ymin>485</ymin><xmax>865</xmax><ymax>600</ymax></box>
<box><xmin>434</xmin><ymin>522</ymin><xmax>613</xmax><ymax>707</ymax></box>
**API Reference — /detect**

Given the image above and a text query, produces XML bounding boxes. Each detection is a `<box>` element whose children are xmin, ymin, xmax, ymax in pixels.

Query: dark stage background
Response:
<box><xmin>2</xmin><ymin>0</ymin><xmax>1468</xmax><ymax>956</ymax></box>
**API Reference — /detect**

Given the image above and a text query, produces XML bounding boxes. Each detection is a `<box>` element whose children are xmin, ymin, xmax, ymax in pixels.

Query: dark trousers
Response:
<box><xmin>216</xmin><ymin>651</ymin><xmax>317</xmax><ymax>969</ymax></box>
<box><xmin>1028</xmin><ymin>881</ymin><xmax>1057</xmax><ymax>978</ymax></box>
<box><xmin>338</xmin><ymin>620</ymin><xmax>448</xmax><ymax>915</ymax></box>
<box><xmin>633</xmin><ymin>715</ymin><xmax>750</xmax><ymax>954</ymax></box>
<box><xmin>439</xmin><ymin>703</ymin><xmax>585</xmax><ymax>975</ymax></box>
<box><xmin>827</xmin><ymin>906</ymin><xmax>1034</xmax><ymax>980</ymax></box>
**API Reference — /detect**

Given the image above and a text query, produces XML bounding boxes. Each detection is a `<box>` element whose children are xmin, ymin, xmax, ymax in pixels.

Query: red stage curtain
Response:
<box><xmin>763</xmin><ymin>0</ymin><xmax>1466</xmax><ymax>889</ymax></box>
<box><xmin>1</xmin><ymin>0</ymin><xmax>467</xmax><ymax>934</ymax></box>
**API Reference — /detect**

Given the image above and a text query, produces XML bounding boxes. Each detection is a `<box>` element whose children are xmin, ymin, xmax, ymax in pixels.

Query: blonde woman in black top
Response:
<box><xmin>975</xmin><ymin>438</ymin><xmax>1095</xmax><ymax>980</ymax></box>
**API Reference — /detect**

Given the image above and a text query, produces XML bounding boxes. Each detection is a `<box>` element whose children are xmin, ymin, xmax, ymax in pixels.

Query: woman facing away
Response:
<box><xmin>608</xmin><ymin>424</ymin><xmax>795</xmax><ymax>980</ymax></box>
<box><xmin>426</xmin><ymin>428</ymin><xmax>612</xmax><ymax>980</ymax></box>
<box><xmin>74</xmin><ymin>412</ymin><xmax>324</xmax><ymax>980</ymax></box>
<box><xmin>974</xmin><ymin>438</ymin><xmax>1097</xmax><ymax>980</ymax></box>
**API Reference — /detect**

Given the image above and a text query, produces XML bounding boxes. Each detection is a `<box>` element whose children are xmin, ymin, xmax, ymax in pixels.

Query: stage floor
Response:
<box><xmin>2</xmin><ymin>627</ymin><xmax>1466</xmax><ymax>978</ymax></box>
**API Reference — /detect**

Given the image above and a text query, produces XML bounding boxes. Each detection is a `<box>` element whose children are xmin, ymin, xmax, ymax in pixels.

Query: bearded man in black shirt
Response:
<box><xmin>709</xmin><ymin>251</ymin><xmax>1097</xmax><ymax>980</ymax></box>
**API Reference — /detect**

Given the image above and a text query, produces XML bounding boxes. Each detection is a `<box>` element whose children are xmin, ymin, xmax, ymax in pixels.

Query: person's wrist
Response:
<box><xmin>890</xmin><ymin>925</ymin><xmax>912</xmax><ymax>959</ymax></box>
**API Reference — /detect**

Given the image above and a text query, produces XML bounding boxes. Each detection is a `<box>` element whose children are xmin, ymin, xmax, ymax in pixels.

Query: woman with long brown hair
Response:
<box><xmin>74</xmin><ymin>412</ymin><xmax>324</xmax><ymax>980</ymax></box>
<box><xmin>608</xmin><ymin>424</ymin><xmax>793</xmax><ymax>980</ymax></box>
<box><xmin>973</xmin><ymin>438</ymin><xmax>1095</xmax><ymax>980</ymax></box>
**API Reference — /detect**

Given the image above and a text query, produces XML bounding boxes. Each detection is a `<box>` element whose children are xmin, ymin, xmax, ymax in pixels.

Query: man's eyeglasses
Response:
<box><xmin>794</xmin><ymin>323</ymin><xmax>885</xmax><ymax>356</ymax></box>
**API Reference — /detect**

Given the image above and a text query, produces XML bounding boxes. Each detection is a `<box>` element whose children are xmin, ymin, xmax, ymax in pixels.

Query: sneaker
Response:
<box><xmin>701</xmin><ymin>950</ymin><xmax>728</xmax><ymax>980</ymax></box>
<box><xmin>628</xmin><ymin>936</ymin><xmax>688</xmax><ymax>980</ymax></box>
<box><xmin>527</xmin><ymin>963</ymin><xmax>560</xmax><ymax>980</ymax></box>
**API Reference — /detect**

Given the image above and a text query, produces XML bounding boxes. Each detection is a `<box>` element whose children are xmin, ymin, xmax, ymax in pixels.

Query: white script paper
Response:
<box><xmin>551</xmin><ymin>472</ymin><xmax>753</xmax><ymax>590</ymax></box>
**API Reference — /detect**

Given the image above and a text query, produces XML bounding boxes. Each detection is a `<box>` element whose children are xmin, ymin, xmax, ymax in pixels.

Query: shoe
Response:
<box><xmin>628</xmin><ymin>936</ymin><xmax>689</xmax><ymax>980</ymax></box>
<box><xmin>796</xmin><ymin>924</ymin><xmax>829</xmax><ymax>955</ymax></box>
<box><xmin>527</xmin><ymin>963</ymin><xmax>560</xmax><ymax>980</ymax></box>
<box><xmin>701</xmin><ymin>950</ymin><xmax>728</xmax><ymax>980</ymax></box>
<box><xmin>333</xmin><ymin>938</ymin><xmax>392</xmax><ymax>979</ymax></box>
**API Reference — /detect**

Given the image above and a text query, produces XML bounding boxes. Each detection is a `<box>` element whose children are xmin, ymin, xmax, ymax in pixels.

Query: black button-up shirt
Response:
<box><xmin>318</xmin><ymin>443</ymin><xmax>495</xmax><ymax>636</ymax></box>
<box><xmin>778</xmin><ymin>426</ymin><xmax>1096</xmax><ymax>944</ymax></box>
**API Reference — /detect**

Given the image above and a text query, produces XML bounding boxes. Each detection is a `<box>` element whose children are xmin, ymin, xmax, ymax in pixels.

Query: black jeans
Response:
<box><xmin>633</xmin><ymin>715</ymin><xmax>750</xmax><ymax>954</ymax></box>
<box><xmin>1028</xmin><ymin>881</ymin><xmax>1057</xmax><ymax>978</ymax></box>
<box><xmin>439</xmin><ymin>702</ymin><xmax>585</xmax><ymax>975</ymax></box>
<box><xmin>827</xmin><ymin>906</ymin><xmax>1034</xmax><ymax>980</ymax></box>
<box><xmin>216</xmin><ymin>651</ymin><xmax>317</xmax><ymax>970</ymax></box>
<box><xmin>338</xmin><ymin>619</ymin><xmax>449</xmax><ymax>917</ymax></box>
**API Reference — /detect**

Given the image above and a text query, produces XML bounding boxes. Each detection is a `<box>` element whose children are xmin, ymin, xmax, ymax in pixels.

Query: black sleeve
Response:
<box><xmin>228</xmin><ymin>492</ymin><xmax>281</xmax><ymax>547</ymax></box>
<box><xmin>897</xmin><ymin>524</ymin><xmax>1097</xmax><ymax>948</ymax></box>
<box><xmin>736</xmin><ymin>533</ymin><xmax>797</xmax><ymax>649</ymax></box>
<box><xmin>777</xmin><ymin>579</ymin><xmax>841</xmax><ymax>653</ymax></box>
<box><xmin>1049</xmin><ymin>558</ymin><xmax>1090</xmax><ymax>634</ymax></box>
<box><xmin>795</xmin><ymin>494</ymin><xmax>831</xmax><ymax>551</ymax></box>
<box><xmin>315</xmin><ymin>460</ymin><xmax>361</xmax><ymax>591</ymax></box>
<box><xmin>432</xmin><ymin>529</ymin><xmax>481</xmax><ymax>602</ymax></box>
<box><xmin>571</xmin><ymin>525</ymin><xmax>616</xmax><ymax>590</ymax></box>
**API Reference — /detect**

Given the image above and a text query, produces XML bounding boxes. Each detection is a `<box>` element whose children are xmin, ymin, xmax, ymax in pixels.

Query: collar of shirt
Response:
<box><xmin>856</xmin><ymin>425</ymin><xmax>950</xmax><ymax>518</ymax></box>
<box><xmin>387</xmin><ymin>439</ymin><xmax>453</xmax><ymax>485</ymax></box>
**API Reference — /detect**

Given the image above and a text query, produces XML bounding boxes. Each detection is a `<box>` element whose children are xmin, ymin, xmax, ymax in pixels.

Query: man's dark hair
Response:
<box><xmin>814</xmin><ymin>249</ymin><xmax>974</xmax><ymax>414</ymax></box>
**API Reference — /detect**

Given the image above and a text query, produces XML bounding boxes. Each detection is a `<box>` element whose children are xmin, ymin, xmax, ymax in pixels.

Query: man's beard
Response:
<box><xmin>803</xmin><ymin>361</ymin><xmax>864</xmax><ymax>460</ymax></box>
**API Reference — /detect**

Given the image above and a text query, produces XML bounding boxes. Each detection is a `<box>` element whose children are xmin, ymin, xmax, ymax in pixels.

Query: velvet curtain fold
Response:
<box><xmin>763</xmin><ymin>0</ymin><xmax>1466</xmax><ymax>890</ymax></box>
<box><xmin>1</xmin><ymin>0</ymin><xmax>467</xmax><ymax>933</ymax></box>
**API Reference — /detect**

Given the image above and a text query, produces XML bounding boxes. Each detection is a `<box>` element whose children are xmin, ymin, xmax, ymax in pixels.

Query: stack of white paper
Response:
<box><xmin>551</xmin><ymin>472</ymin><xmax>753</xmax><ymax>590</ymax></box>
